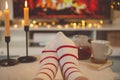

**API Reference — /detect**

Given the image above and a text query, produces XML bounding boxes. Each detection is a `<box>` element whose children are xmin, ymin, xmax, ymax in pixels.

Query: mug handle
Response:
<box><xmin>105</xmin><ymin>45</ymin><xmax>113</xmax><ymax>56</ymax></box>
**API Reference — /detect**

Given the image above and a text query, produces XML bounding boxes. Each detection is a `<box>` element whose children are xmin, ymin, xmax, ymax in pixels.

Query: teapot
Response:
<box><xmin>73</xmin><ymin>35</ymin><xmax>92</xmax><ymax>60</ymax></box>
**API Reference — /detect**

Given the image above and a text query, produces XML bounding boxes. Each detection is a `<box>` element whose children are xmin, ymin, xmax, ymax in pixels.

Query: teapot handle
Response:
<box><xmin>88</xmin><ymin>39</ymin><xmax>92</xmax><ymax>44</ymax></box>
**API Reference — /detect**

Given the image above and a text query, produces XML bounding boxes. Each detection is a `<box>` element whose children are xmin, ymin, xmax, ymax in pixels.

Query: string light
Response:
<box><xmin>13</xmin><ymin>24</ymin><xmax>18</xmax><ymax>28</ymax></box>
<box><xmin>32</xmin><ymin>20</ymin><xmax>37</xmax><ymax>24</ymax></box>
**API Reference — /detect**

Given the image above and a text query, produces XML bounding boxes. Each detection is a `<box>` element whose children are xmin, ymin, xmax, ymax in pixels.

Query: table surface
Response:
<box><xmin>0</xmin><ymin>55</ymin><xmax>120</xmax><ymax>80</ymax></box>
<box><xmin>109</xmin><ymin>56</ymin><xmax>120</xmax><ymax>80</ymax></box>
<box><xmin>108</xmin><ymin>56</ymin><xmax>120</xmax><ymax>72</ymax></box>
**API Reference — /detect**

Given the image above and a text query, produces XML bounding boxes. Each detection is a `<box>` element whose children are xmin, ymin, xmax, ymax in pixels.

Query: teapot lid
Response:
<box><xmin>73</xmin><ymin>35</ymin><xmax>91</xmax><ymax>47</ymax></box>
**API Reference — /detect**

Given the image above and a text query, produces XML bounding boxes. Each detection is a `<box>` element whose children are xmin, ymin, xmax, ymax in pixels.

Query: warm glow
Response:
<box><xmin>47</xmin><ymin>25</ymin><xmax>51</xmax><ymax>29</ymax></box>
<box><xmin>21</xmin><ymin>20</ymin><xmax>25</xmax><ymax>26</ymax></box>
<box><xmin>81</xmin><ymin>20</ymin><xmax>85</xmax><ymax>27</ymax></box>
<box><xmin>117</xmin><ymin>2</ymin><xmax>120</xmax><ymax>5</ymax></box>
<box><xmin>82</xmin><ymin>23</ymin><xmax>85</xmax><ymax>27</ymax></box>
<box><xmin>87</xmin><ymin>23</ymin><xmax>92</xmax><ymax>28</ymax></box>
<box><xmin>38</xmin><ymin>22</ymin><xmax>42</xmax><ymax>26</ymax></box>
<box><xmin>43</xmin><ymin>22</ymin><xmax>47</xmax><ymax>26</ymax></box>
<box><xmin>73</xmin><ymin>26</ymin><xmax>77</xmax><ymax>29</ymax></box>
<box><xmin>78</xmin><ymin>23</ymin><xmax>81</xmax><ymax>26</ymax></box>
<box><xmin>52</xmin><ymin>21</ymin><xmax>55</xmax><ymax>25</ymax></box>
<box><xmin>30</xmin><ymin>23</ymin><xmax>34</xmax><ymax>28</ymax></box>
<box><xmin>25</xmin><ymin>0</ymin><xmax>28</xmax><ymax>7</ymax></box>
<box><xmin>13</xmin><ymin>24</ymin><xmax>18</xmax><ymax>28</ymax></box>
<box><xmin>34</xmin><ymin>25</ymin><xmax>39</xmax><ymax>28</ymax></box>
<box><xmin>70</xmin><ymin>22</ymin><xmax>74</xmax><ymax>26</ymax></box>
<box><xmin>32</xmin><ymin>20</ymin><xmax>36</xmax><ymax>24</ymax></box>
<box><xmin>57</xmin><ymin>25</ymin><xmax>62</xmax><ymax>29</ymax></box>
<box><xmin>73</xmin><ymin>23</ymin><xmax>77</xmax><ymax>27</ymax></box>
<box><xmin>0</xmin><ymin>11</ymin><xmax>2</xmax><ymax>18</ymax></box>
<box><xmin>5</xmin><ymin>1</ymin><xmax>8</xmax><ymax>9</ymax></box>
<box><xmin>97</xmin><ymin>24</ymin><xmax>102</xmax><ymax>28</ymax></box>
<box><xmin>111</xmin><ymin>5</ymin><xmax>114</xmax><ymax>9</ymax></box>
<box><xmin>100</xmin><ymin>20</ymin><xmax>103</xmax><ymax>24</ymax></box>
<box><xmin>93</xmin><ymin>23</ymin><xmax>97</xmax><ymax>27</ymax></box>
<box><xmin>82</xmin><ymin>20</ymin><xmax>85</xmax><ymax>24</ymax></box>
<box><xmin>64</xmin><ymin>24</ymin><xmax>69</xmax><ymax>29</ymax></box>
<box><xmin>77</xmin><ymin>26</ymin><xmax>80</xmax><ymax>28</ymax></box>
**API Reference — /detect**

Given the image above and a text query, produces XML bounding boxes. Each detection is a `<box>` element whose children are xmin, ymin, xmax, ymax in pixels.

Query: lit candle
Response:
<box><xmin>24</xmin><ymin>0</ymin><xmax>29</xmax><ymax>26</ymax></box>
<box><xmin>4</xmin><ymin>1</ymin><xmax>10</xmax><ymax>36</ymax></box>
<box><xmin>0</xmin><ymin>11</ymin><xmax>2</xmax><ymax>20</ymax></box>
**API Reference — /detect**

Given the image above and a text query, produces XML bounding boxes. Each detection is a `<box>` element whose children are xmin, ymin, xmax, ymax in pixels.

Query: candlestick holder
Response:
<box><xmin>0</xmin><ymin>37</ymin><xmax>18</xmax><ymax>66</ymax></box>
<box><xmin>18</xmin><ymin>26</ymin><xmax>36</xmax><ymax>63</ymax></box>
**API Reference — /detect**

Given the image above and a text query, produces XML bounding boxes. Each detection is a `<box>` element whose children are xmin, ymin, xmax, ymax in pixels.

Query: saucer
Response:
<box><xmin>79</xmin><ymin>58</ymin><xmax>113</xmax><ymax>70</ymax></box>
<box><xmin>90</xmin><ymin>57</ymin><xmax>107</xmax><ymax>64</ymax></box>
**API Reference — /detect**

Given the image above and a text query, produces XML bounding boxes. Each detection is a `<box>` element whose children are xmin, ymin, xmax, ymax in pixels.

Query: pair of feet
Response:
<box><xmin>34</xmin><ymin>32</ymin><xmax>88</xmax><ymax>80</ymax></box>
<box><xmin>34</xmin><ymin>76</ymin><xmax>88</xmax><ymax>80</ymax></box>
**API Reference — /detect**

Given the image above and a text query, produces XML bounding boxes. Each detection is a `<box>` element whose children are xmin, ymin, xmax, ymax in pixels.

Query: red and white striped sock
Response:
<box><xmin>55</xmin><ymin>32</ymin><xmax>87</xmax><ymax>80</ymax></box>
<box><xmin>35</xmin><ymin>41</ymin><xmax>58</xmax><ymax>80</ymax></box>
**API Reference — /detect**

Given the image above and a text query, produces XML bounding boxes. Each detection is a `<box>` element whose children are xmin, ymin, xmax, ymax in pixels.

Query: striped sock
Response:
<box><xmin>35</xmin><ymin>41</ymin><xmax>58</xmax><ymax>80</ymax></box>
<box><xmin>55</xmin><ymin>32</ymin><xmax>87</xmax><ymax>80</ymax></box>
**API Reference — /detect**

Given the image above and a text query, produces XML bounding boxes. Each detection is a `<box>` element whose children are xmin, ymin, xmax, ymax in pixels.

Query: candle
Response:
<box><xmin>4</xmin><ymin>1</ymin><xmax>10</xmax><ymax>36</ymax></box>
<box><xmin>24</xmin><ymin>0</ymin><xmax>29</xmax><ymax>26</ymax></box>
<box><xmin>0</xmin><ymin>11</ymin><xmax>2</xmax><ymax>20</ymax></box>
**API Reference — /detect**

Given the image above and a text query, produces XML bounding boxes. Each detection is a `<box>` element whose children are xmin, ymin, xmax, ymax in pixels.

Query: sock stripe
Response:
<box><xmin>42</xmin><ymin>63</ymin><xmax>58</xmax><ymax>71</ymax></box>
<box><xmin>58</xmin><ymin>53</ymin><xmax>78</xmax><ymax>62</ymax></box>
<box><xmin>40</xmin><ymin>56</ymin><xmax>58</xmax><ymax>63</ymax></box>
<box><xmin>56</xmin><ymin>45</ymin><xmax>77</xmax><ymax>52</ymax></box>
<box><xmin>37</xmin><ymin>72</ymin><xmax>52</xmax><ymax>80</ymax></box>
<box><xmin>40</xmin><ymin>68</ymin><xmax>55</xmax><ymax>77</ymax></box>
<box><xmin>61</xmin><ymin>62</ymin><xmax>76</xmax><ymax>71</ymax></box>
<box><xmin>63</xmin><ymin>67</ymin><xmax>79</xmax><ymax>78</ymax></box>
<box><xmin>42</xmin><ymin>50</ymin><xmax>56</xmax><ymax>53</ymax></box>
<box><xmin>66</xmin><ymin>70</ymin><xmax>80</xmax><ymax>80</ymax></box>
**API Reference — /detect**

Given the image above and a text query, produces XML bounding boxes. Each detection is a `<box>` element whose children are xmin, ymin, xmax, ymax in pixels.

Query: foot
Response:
<box><xmin>34</xmin><ymin>78</ymin><xmax>43</xmax><ymax>80</ymax></box>
<box><xmin>75</xmin><ymin>76</ymin><xmax>88</xmax><ymax>80</ymax></box>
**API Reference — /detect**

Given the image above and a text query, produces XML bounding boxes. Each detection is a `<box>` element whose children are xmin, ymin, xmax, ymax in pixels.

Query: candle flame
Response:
<box><xmin>5</xmin><ymin>1</ymin><xmax>8</xmax><ymax>9</ymax></box>
<box><xmin>25</xmin><ymin>0</ymin><xmax>28</xmax><ymax>7</ymax></box>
